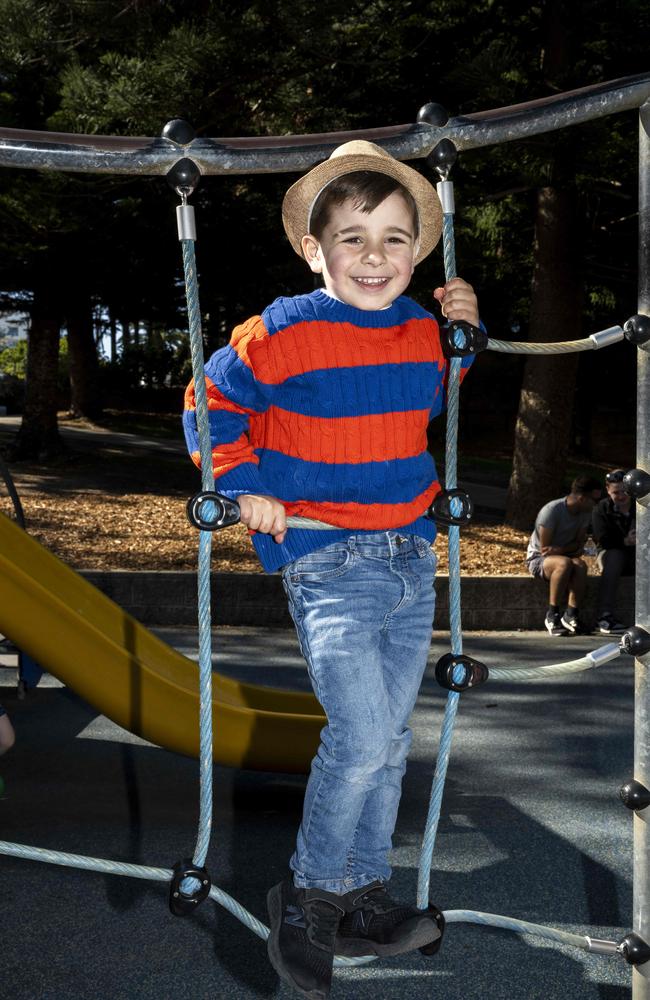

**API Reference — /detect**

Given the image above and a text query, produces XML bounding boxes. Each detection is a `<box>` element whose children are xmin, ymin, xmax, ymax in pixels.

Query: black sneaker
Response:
<box><xmin>266</xmin><ymin>878</ymin><xmax>346</xmax><ymax>1000</ymax></box>
<box><xmin>545</xmin><ymin>611</ymin><xmax>568</xmax><ymax>637</ymax></box>
<box><xmin>336</xmin><ymin>881</ymin><xmax>442</xmax><ymax>957</ymax></box>
<box><xmin>560</xmin><ymin>611</ymin><xmax>589</xmax><ymax>635</ymax></box>
<box><xmin>596</xmin><ymin>614</ymin><xmax>626</xmax><ymax>635</ymax></box>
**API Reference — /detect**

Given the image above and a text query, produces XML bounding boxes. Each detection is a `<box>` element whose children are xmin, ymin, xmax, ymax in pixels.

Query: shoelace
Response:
<box><xmin>308</xmin><ymin>901</ymin><xmax>343</xmax><ymax>949</ymax></box>
<box><xmin>355</xmin><ymin>887</ymin><xmax>396</xmax><ymax>914</ymax></box>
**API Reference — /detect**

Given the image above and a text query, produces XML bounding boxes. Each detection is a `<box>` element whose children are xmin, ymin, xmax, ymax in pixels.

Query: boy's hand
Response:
<box><xmin>433</xmin><ymin>278</ymin><xmax>479</xmax><ymax>328</ymax></box>
<box><xmin>238</xmin><ymin>494</ymin><xmax>287</xmax><ymax>544</ymax></box>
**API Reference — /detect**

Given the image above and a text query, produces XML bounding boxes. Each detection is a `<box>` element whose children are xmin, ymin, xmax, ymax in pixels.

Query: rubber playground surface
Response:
<box><xmin>1</xmin><ymin>626</ymin><xmax>632</xmax><ymax>1000</ymax></box>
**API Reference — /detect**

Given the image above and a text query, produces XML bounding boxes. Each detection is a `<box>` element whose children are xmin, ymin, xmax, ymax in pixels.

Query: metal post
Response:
<box><xmin>633</xmin><ymin>100</ymin><xmax>650</xmax><ymax>1000</ymax></box>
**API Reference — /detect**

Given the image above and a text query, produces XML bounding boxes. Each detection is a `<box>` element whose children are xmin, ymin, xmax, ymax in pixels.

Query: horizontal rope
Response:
<box><xmin>487</xmin><ymin>325</ymin><xmax>623</xmax><ymax>354</ymax></box>
<box><xmin>487</xmin><ymin>642</ymin><xmax>621</xmax><ymax>681</ymax></box>
<box><xmin>488</xmin><ymin>337</ymin><xmax>594</xmax><ymax>354</ymax></box>
<box><xmin>1</xmin><ymin>840</ymin><xmax>619</xmax><ymax>963</ymax></box>
<box><xmin>286</xmin><ymin>515</ymin><xmax>340</xmax><ymax>530</ymax></box>
<box><xmin>443</xmin><ymin>910</ymin><xmax>608</xmax><ymax>952</ymax></box>
<box><xmin>0</xmin><ymin>839</ymin><xmax>373</xmax><ymax>968</ymax></box>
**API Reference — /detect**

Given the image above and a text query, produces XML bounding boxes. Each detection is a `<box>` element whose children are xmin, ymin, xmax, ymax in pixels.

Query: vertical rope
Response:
<box><xmin>417</xmin><ymin>212</ymin><xmax>465</xmax><ymax>909</ymax></box>
<box><xmin>180</xmin><ymin>238</ymin><xmax>213</xmax><ymax>885</ymax></box>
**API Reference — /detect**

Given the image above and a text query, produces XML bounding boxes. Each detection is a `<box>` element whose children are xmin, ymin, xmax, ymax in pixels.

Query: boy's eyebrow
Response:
<box><xmin>334</xmin><ymin>225</ymin><xmax>414</xmax><ymax>238</ymax></box>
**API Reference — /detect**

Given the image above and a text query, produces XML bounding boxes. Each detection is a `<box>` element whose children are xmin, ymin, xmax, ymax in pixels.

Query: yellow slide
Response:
<box><xmin>0</xmin><ymin>511</ymin><xmax>324</xmax><ymax>773</ymax></box>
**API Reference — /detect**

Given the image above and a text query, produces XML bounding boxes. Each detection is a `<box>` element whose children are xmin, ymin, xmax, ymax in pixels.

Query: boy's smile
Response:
<box><xmin>301</xmin><ymin>191</ymin><xmax>417</xmax><ymax>311</ymax></box>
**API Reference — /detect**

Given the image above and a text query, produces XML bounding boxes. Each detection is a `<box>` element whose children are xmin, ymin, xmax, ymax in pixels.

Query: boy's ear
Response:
<box><xmin>301</xmin><ymin>234</ymin><xmax>323</xmax><ymax>273</ymax></box>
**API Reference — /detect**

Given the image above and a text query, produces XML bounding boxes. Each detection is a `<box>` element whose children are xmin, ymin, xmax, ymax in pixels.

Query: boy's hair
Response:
<box><xmin>309</xmin><ymin>171</ymin><xmax>419</xmax><ymax>242</ymax></box>
<box><xmin>571</xmin><ymin>475</ymin><xmax>602</xmax><ymax>496</ymax></box>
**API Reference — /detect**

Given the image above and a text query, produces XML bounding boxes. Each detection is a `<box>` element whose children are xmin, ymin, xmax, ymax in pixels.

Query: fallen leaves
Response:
<box><xmin>0</xmin><ymin>488</ymin><xmax>602</xmax><ymax>577</ymax></box>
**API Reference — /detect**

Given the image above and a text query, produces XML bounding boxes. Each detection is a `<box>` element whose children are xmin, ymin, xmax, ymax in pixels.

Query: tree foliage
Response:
<box><xmin>0</xmin><ymin>0</ymin><xmax>646</xmax><ymax>485</ymax></box>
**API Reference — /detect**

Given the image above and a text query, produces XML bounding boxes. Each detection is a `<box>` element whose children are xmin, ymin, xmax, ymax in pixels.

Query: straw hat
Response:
<box><xmin>282</xmin><ymin>140</ymin><xmax>442</xmax><ymax>265</ymax></box>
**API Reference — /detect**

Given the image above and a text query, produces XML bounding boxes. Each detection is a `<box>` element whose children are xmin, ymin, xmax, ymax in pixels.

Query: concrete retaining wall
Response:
<box><xmin>80</xmin><ymin>571</ymin><xmax>635</xmax><ymax>631</ymax></box>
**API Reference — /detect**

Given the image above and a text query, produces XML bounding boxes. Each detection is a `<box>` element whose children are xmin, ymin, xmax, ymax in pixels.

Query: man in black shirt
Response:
<box><xmin>592</xmin><ymin>469</ymin><xmax>636</xmax><ymax>634</ymax></box>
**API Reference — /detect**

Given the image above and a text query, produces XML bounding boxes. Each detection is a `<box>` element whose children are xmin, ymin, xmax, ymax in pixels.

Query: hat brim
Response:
<box><xmin>282</xmin><ymin>152</ymin><xmax>442</xmax><ymax>265</ymax></box>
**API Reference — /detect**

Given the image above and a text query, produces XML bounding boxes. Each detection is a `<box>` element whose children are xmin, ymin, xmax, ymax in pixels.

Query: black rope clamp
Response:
<box><xmin>440</xmin><ymin>320</ymin><xmax>488</xmax><ymax>358</ymax></box>
<box><xmin>427</xmin><ymin>488</ymin><xmax>473</xmax><ymax>527</ymax></box>
<box><xmin>435</xmin><ymin>653</ymin><xmax>489</xmax><ymax>692</ymax></box>
<box><xmin>620</xmin><ymin>626</ymin><xmax>650</xmax><ymax>657</ymax></box>
<box><xmin>618</xmin><ymin>931</ymin><xmax>650</xmax><ymax>966</ymax></box>
<box><xmin>419</xmin><ymin>903</ymin><xmax>446</xmax><ymax>956</ymax></box>
<box><xmin>169</xmin><ymin>859</ymin><xmax>212</xmax><ymax>917</ymax></box>
<box><xmin>620</xmin><ymin>778</ymin><xmax>650</xmax><ymax>812</ymax></box>
<box><xmin>186</xmin><ymin>491</ymin><xmax>240</xmax><ymax>531</ymax></box>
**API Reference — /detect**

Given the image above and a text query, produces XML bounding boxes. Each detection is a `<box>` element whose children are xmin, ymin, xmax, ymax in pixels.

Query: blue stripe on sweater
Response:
<box><xmin>273</xmin><ymin>363</ymin><xmax>442</xmax><ymax>418</ymax></box>
<box><xmin>253</xmin><ymin>449</ymin><xmax>438</xmax><ymax>504</ymax></box>
<box><xmin>183</xmin><ymin>408</ymin><xmax>248</xmax><ymax>455</ymax></box>
<box><xmin>205</xmin><ymin>345</ymin><xmax>270</xmax><ymax>414</ymax></box>
<box><xmin>261</xmin><ymin>289</ymin><xmax>432</xmax><ymax>336</ymax></box>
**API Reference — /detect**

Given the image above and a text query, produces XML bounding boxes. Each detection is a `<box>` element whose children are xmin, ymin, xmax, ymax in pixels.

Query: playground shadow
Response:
<box><xmin>0</xmin><ymin>642</ymin><xmax>632</xmax><ymax>1000</ymax></box>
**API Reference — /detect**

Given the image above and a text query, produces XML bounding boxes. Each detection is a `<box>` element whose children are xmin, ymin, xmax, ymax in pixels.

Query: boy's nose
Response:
<box><xmin>362</xmin><ymin>244</ymin><xmax>385</xmax><ymax>263</ymax></box>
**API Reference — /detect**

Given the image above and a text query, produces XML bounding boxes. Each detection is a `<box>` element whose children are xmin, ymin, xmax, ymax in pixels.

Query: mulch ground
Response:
<box><xmin>0</xmin><ymin>414</ymin><xmax>602</xmax><ymax>576</ymax></box>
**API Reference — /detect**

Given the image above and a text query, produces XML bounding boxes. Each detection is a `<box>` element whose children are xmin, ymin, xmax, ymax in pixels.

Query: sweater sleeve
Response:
<box><xmin>182</xmin><ymin>314</ymin><xmax>275</xmax><ymax>498</ymax></box>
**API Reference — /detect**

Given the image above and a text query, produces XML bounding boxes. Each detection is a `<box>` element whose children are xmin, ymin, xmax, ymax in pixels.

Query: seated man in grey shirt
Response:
<box><xmin>526</xmin><ymin>476</ymin><xmax>602</xmax><ymax>636</ymax></box>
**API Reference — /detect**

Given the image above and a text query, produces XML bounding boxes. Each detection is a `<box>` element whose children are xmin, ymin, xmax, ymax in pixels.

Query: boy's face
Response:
<box><xmin>301</xmin><ymin>191</ymin><xmax>417</xmax><ymax>311</ymax></box>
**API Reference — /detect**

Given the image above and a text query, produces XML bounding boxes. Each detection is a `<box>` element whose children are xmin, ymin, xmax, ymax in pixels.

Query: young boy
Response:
<box><xmin>183</xmin><ymin>140</ymin><xmax>478</xmax><ymax>999</ymax></box>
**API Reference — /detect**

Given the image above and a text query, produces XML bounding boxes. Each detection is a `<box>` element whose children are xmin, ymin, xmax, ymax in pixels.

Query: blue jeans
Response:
<box><xmin>281</xmin><ymin>531</ymin><xmax>437</xmax><ymax>893</ymax></box>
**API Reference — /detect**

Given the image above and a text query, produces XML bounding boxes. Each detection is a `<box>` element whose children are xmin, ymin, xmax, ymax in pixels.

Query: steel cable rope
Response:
<box><xmin>487</xmin><ymin>327</ymin><xmax>624</xmax><ymax>354</ymax></box>
<box><xmin>0</xmin><ymin>839</ymin><xmax>618</xmax><ymax>957</ymax></box>
<box><xmin>413</xmin><ymin>192</ymin><xmax>622</xmax><ymax>957</ymax></box>
<box><xmin>0</xmin><ymin>173</ymin><xmax>627</xmax><ymax>967</ymax></box>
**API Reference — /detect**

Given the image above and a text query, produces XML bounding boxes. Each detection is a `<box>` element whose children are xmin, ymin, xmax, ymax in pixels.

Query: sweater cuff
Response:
<box><xmin>214</xmin><ymin>462</ymin><xmax>274</xmax><ymax>499</ymax></box>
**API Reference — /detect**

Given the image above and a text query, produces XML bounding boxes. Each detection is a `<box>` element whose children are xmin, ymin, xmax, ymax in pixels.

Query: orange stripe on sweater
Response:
<box><xmin>283</xmin><ymin>482</ymin><xmax>441</xmax><ymax>530</ymax></box>
<box><xmin>190</xmin><ymin>435</ymin><xmax>259</xmax><ymax>478</ymax></box>
<box><xmin>231</xmin><ymin>316</ymin><xmax>445</xmax><ymax>384</ymax></box>
<box><xmin>250</xmin><ymin>407</ymin><xmax>431</xmax><ymax>464</ymax></box>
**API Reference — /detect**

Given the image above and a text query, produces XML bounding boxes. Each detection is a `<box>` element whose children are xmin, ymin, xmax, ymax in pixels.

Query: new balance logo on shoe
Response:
<box><xmin>283</xmin><ymin>904</ymin><xmax>307</xmax><ymax>929</ymax></box>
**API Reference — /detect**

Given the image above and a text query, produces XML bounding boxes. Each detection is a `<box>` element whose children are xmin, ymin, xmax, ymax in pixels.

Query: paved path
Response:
<box><xmin>0</xmin><ymin>415</ymin><xmax>508</xmax><ymax>516</ymax></box>
<box><xmin>0</xmin><ymin>628</ymin><xmax>633</xmax><ymax>999</ymax></box>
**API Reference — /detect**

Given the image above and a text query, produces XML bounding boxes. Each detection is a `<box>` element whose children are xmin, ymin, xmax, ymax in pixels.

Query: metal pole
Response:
<box><xmin>0</xmin><ymin>73</ymin><xmax>649</xmax><ymax>175</ymax></box>
<box><xmin>633</xmin><ymin>100</ymin><xmax>650</xmax><ymax>1000</ymax></box>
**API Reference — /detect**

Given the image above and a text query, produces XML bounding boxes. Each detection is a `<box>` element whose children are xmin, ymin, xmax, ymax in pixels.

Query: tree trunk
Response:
<box><xmin>109</xmin><ymin>314</ymin><xmax>117</xmax><ymax>362</ymax></box>
<box><xmin>505</xmin><ymin>185</ymin><xmax>583</xmax><ymax>529</ymax></box>
<box><xmin>11</xmin><ymin>276</ymin><xmax>64</xmax><ymax>460</ymax></box>
<box><xmin>67</xmin><ymin>289</ymin><xmax>102</xmax><ymax>420</ymax></box>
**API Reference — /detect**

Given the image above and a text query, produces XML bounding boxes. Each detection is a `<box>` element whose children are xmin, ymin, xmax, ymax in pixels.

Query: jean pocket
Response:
<box><xmin>285</xmin><ymin>543</ymin><xmax>355</xmax><ymax>584</ymax></box>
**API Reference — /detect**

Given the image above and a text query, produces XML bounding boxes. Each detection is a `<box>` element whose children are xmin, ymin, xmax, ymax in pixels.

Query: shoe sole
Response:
<box><xmin>545</xmin><ymin>626</ymin><xmax>568</xmax><ymax>636</ymax></box>
<box><xmin>335</xmin><ymin>916</ymin><xmax>442</xmax><ymax>958</ymax></box>
<box><xmin>266</xmin><ymin>883</ymin><xmax>329</xmax><ymax>1000</ymax></box>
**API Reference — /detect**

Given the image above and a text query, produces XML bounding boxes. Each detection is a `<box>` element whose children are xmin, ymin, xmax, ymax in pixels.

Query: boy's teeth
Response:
<box><xmin>355</xmin><ymin>277</ymin><xmax>386</xmax><ymax>284</ymax></box>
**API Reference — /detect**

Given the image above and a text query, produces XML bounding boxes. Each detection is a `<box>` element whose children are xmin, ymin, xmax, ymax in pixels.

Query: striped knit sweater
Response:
<box><xmin>183</xmin><ymin>288</ymin><xmax>473</xmax><ymax>572</ymax></box>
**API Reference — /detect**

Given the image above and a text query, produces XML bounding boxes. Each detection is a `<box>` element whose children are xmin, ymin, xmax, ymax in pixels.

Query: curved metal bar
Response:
<box><xmin>0</xmin><ymin>73</ymin><xmax>649</xmax><ymax>176</ymax></box>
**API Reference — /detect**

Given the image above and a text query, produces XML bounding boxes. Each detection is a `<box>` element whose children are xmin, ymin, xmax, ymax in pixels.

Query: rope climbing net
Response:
<box><xmin>2</xmin><ymin>112</ymin><xmax>650</xmax><ymax>976</ymax></box>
